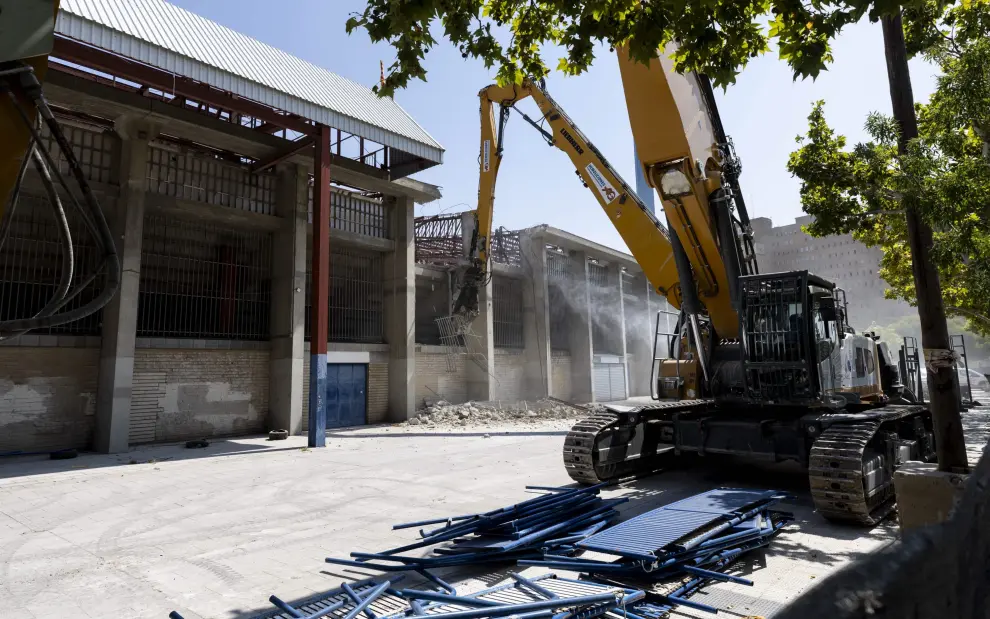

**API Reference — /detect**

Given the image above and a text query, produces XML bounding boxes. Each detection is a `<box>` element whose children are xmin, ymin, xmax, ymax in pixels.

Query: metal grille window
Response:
<box><xmin>588</xmin><ymin>261</ymin><xmax>621</xmax><ymax>354</ymax></box>
<box><xmin>547</xmin><ymin>249</ymin><xmax>570</xmax><ymax>351</ymax></box>
<box><xmin>493</xmin><ymin>275</ymin><xmax>524</xmax><ymax>348</ymax></box>
<box><xmin>415</xmin><ymin>276</ymin><xmax>449</xmax><ymax>345</ymax></box>
<box><xmin>307</xmin><ymin>185</ymin><xmax>391</xmax><ymax>239</ymax></box>
<box><xmin>304</xmin><ymin>247</ymin><xmax>385</xmax><ymax>343</ymax></box>
<box><xmin>623</xmin><ymin>272</ymin><xmax>648</xmax><ymax>354</ymax></box>
<box><xmin>138</xmin><ymin>215</ymin><xmax>272</xmax><ymax>340</ymax></box>
<box><xmin>0</xmin><ymin>194</ymin><xmax>104</xmax><ymax>335</ymax></box>
<box><xmin>39</xmin><ymin>122</ymin><xmax>115</xmax><ymax>184</ymax></box>
<box><xmin>147</xmin><ymin>145</ymin><xmax>276</xmax><ymax>214</ymax></box>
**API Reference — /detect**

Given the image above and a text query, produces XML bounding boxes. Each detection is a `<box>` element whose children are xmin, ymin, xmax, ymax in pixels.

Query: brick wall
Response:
<box><xmin>493</xmin><ymin>349</ymin><xmax>526</xmax><ymax>401</ymax></box>
<box><xmin>551</xmin><ymin>353</ymin><xmax>573</xmax><ymax>401</ymax></box>
<box><xmin>0</xmin><ymin>347</ymin><xmax>99</xmax><ymax>452</ymax></box>
<box><xmin>415</xmin><ymin>349</ymin><xmax>468</xmax><ymax>407</ymax></box>
<box><xmin>302</xmin><ymin>357</ymin><xmax>390</xmax><ymax>429</ymax></box>
<box><xmin>368</xmin><ymin>363</ymin><xmax>388</xmax><ymax>424</ymax></box>
<box><xmin>130</xmin><ymin>349</ymin><xmax>270</xmax><ymax>444</ymax></box>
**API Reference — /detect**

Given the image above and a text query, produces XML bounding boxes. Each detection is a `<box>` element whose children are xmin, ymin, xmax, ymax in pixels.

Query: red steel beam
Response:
<box><xmin>250</xmin><ymin>135</ymin><xmax>315</xmax><ymax>174</ymax></box>
<box><xmin>308</xmin><ymin>124</ymin><xmax>331</xmax><ymax>448</ymax></box>
<box><xmin>52</xmin><ymin>36</ymin><xmax>316</xmax><ymax>136</ymax></box>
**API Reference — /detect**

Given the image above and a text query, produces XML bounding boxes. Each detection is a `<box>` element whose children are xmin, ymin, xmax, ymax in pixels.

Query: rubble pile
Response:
<box><xmin>405</xmin><ymin>398</ymin><xmax>584</xmax><ymax>427</ymax></box>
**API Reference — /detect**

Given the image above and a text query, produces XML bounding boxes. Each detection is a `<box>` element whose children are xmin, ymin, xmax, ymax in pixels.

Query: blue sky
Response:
<box><xmin>171</xmin><ymin>1</ymin><xmax>939</xmax><ymax>251</ymax></box>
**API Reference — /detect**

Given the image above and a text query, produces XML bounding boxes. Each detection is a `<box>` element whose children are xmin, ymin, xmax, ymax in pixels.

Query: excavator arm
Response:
<box><xmin>454</xmin><ymin>79</ymin><xmax>683</xmax><ymax>326</ymax></box>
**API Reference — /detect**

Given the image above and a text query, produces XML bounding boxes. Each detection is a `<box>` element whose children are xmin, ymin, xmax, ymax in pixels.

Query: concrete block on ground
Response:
<box><xmin>893</xmin><ymin>461</ymin><xmax>968</xmax><ymax>533</ymax></box>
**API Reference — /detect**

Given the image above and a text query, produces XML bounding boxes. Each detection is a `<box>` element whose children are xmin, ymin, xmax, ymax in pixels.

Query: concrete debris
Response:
<box><xmin>405</xmin><ymin>399</ymin><xmax>582</xmax><ymax>428</ymax></box>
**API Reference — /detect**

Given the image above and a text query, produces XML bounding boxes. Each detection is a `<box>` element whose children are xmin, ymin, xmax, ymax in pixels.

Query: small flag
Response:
<box><xmin>380</xmin><ymin>60</ymin><xmax>385</xmax><ymax>89</ymax></box>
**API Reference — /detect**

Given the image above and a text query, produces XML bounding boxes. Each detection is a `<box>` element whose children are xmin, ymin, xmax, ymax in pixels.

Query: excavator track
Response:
<box><xmin>563</xmin><ymin>411</ymin><xmax>623</xmax><ymax>484</ymax></box>
<box><xmin>808</xmin><ymin>406</ymin><xmax>930</xmax><ymax>525</ymax></box>
<box><xmin>808</xmin><ymin>420</ymin><xmax>892</xmax><ymax>525</ymax></box>
<box><xmin>563</xmin><ymin>400</ymin><xmax>714</xmax><ymax>484</ymax></box>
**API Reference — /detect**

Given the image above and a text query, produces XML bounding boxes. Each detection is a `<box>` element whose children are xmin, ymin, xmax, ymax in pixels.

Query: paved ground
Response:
<box><xmin>1</xmin><ymin>404</ymin><xmax>987</xmax><ymax>619</ymax></box>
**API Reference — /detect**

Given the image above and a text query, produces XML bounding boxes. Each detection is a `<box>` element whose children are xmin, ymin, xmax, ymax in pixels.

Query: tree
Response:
<box><xmin>348</xmin><ymin>1</ymin><xmax>919</xmax><ymax>97</ymax></box>
<box><xmin>350</xmin><ymin>0</ymin><xmax>972</xmax><ymax>471</ymax></box>
<box><xmin>788</xmin><ymin>2</ymin><xmax>990</xmax><ymax>339</ymax></box>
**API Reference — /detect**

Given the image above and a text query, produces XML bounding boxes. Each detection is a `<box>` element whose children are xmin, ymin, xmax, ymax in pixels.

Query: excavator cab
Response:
<box><xmin>738</xmin><ymin>271</ymin><xmax>844</xmax><ymax>407</ymax></box>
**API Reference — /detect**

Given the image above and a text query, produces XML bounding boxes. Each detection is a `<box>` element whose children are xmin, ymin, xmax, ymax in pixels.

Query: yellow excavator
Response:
<box><xmin>0</xmin><ymin>0</ymin><xmax>120</xmax><ymax>337</ymax></box>
<box><xmin>453</xmin><ymin>47</ymin><xmax>933</xmax><ymax>525</ymax></box>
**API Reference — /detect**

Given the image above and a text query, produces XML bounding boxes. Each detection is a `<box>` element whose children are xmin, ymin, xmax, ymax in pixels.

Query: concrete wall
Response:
<box><xmin>0</xmin><ymin>347</ymin><xmax>99</xmax><ymax>453</ymax></box>
<box><xmin>493</xmin><ymin>349</ymin><xmax>527</xmax><ymax>401</ymax></box>
<box><xmin>129</xmin><ymin>349</ymin><xmax>270</xmax><ymax>443</ymax></box>
<box><xmin>551</xmin><ymin>354</ymin><xmax>573</xmax><ymax>401</ymax></box>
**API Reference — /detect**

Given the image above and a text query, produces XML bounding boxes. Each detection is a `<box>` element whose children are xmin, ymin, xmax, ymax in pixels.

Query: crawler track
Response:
<box><xmin>564</xmin><ymin>403</ymin><xmax>932</xmax><ymax>526</ymax></box>
<box><xmin>808</xmin><ymin>420</ymin><xmax>893</xmax><ymax>525</ymax></box>
<box><xmin>562</xmin><ymin>400</ymin><xmax>713</xmax><ymax>484</ymax></box>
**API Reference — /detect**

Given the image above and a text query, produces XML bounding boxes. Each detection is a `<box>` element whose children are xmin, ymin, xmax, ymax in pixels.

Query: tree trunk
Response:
<box><xmin>881</xmin><ymin>11</ymin><xmax>968</xmax><ymax>473</ymax></box>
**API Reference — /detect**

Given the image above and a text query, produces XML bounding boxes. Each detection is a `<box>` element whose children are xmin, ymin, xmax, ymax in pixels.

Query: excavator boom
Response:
<box><xmin>458</xmin><ymin>80</ymin><xmax>683</xmax><ymax>326</ymax></box>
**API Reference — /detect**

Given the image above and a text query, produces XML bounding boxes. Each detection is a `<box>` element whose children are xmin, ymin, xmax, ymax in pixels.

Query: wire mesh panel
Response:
<box><xmin>493</xmin><ymin>274</ymin><xmax>524</xmax><ymax>348</ymax></box>
<box><xmin>0</xmin><ymin>194</ymin><xmax>105</xmax><ymax>335</ymax></box>
<box><xmin>304</xmin><ymin>247</ymin><xmax>385</xmax><ymax>343</ymax></box>
<box><xmin>138</xmin><ymin>215</ymin><xmax>272</xmax><ymax>340</ymax></box>
<box><xmin>547</xmin><ymin>249</ymin><xmax>570</xmax><ymax>352</ymax></box>
<box><xmin>307</xmin><ymin>184</ymin><xmax>391</xmax><ymax>238</ymax></box>
<box><xmin>39</xmin><ymin>121</ymin><xmax>115</xmax><ymax>184</ymax></box>
<box><xmin>147</xmin><ymin>144</ymin><xmax>276</xmax><ymax>214</ymax></box>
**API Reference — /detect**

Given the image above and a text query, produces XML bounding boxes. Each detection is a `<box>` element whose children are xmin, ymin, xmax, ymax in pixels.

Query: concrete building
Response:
<box><xmin>751</xmin><ymin>215</ymin><xmax>913</xmax><ymax>327</ymax></box>
<box><xmin>0</xmin><ymin>0</ymin><xmax>676</xmax><ymax>456</ymax></box>
<box><xmin>413</xmin><ymin>215</ymin><xmax>676</xmax><ymax>408</ymax></box>
<box><xmin>0</xmin><ymin>0</ymin><xmax>443</xmax><ymax>454</ymax></box>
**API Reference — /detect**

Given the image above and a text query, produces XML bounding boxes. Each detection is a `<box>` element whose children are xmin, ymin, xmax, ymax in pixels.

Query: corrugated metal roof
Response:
<box><xmin>55</xmin><ymin>0</ymin><xmax>444</xmax><ymax>164</ymax></box>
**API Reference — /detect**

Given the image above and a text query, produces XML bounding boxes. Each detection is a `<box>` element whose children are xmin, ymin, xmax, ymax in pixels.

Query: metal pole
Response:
<box><xmin>309</xmin><ymin>124</ymin><xmax>331</xmax><ymax>447</ymax></box>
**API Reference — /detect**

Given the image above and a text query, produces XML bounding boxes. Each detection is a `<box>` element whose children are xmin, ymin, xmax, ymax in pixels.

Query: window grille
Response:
<box><xmin>0</xmin><ymin>194</ymin><xmax>105</xmax><ymax>335</ymax></box>
<box><xmin>547</xmin><ymin>249</ymin><xmax>570</xmax><ymax>351</ymax></box>
<box><xmin>493</xmin><ymin>275</ymin><xmax>524</xmax><ymax>348</ymax></box>
<box><xmin>138</xmin><ymin>215</ymin><xmax>272</xmax><ymax>340</ymax></box>
<box><xmin>415</xmin><ymin>276</ymin><xmax>449</xmax><ymax>345</ymax></box>
<box><xmin>304</xmin><ymin>247</ymin><xmax>385</xmax><ymax>343</ymax></box>
<box><xmin>307</xmin><ymin>184</ymin><xmax>391</xmax><ymax>239</ymax></box>
<box><xmin>39</xmin><ymin>121</ymin><xmax>115</xmax><ymax>184</ymax></box>
<box><xmin>147</xmin><ymin>144</ymin><xmax>276</xmax><ymax>214</ymax></box>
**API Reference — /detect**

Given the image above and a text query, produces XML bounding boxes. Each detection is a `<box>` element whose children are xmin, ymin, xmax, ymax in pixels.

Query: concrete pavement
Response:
<box><xmin>0</xmin><ymin>407</ymin><xmax>986</xmax><ymax>619</ymax></box>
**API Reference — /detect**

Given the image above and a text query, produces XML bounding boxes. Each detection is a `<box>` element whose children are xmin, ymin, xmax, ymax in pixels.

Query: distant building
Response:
<box><xmin>751</xmin><ymin>215</ymin><xmax>914</xmax><ymax>327</ymax></box>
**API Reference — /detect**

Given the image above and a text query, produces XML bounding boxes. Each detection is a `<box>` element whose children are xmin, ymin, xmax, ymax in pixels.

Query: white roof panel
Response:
<box><xmin>56</xmin><ymin>0</ymin><xmax>444</xmax><ymax>163</ymax></box>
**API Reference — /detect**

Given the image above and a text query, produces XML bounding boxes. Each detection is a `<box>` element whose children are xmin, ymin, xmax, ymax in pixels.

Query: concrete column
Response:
<box><xmin>384</xmin><ymin>195</ymin><xmax>416</xmax><ymax>420</ymax></box>
<box><xmin>460</xmin><ymin>210</ymin><xmax>494</xmax><ymax>401</ymax></box>
<box><xmin>268</xmin><ymin>163</ymin><xmax>307</xmax><ymax>434</ymax></box>
<box><xmin>94</xmin><ymin>117</ymin><xmax>157</xmax><ymax>453</ymax></box>
<box><xmin>568</xmin><ymin>251</ymin><xmax>594</xmax><ymax>403</ymax></box>
<box><xmin>465</xmin><ymin>274</ymin><xmax>494</xmax><ymax>401</ymax></box>
<box><xmin>520</xmin><ymin>231</ymin><xmax>552</xmax><ymax>399</ymax></box>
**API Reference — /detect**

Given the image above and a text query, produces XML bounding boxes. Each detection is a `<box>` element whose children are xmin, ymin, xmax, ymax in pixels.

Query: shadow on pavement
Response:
<box><xmin>0</xmin><ymin>435</ymin><xmax>303</xmax><ymax>481</ymax></box>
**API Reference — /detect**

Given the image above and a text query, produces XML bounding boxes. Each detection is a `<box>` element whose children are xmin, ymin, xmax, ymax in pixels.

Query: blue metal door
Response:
<box><xmin>326</xmin><ymin>363</ymin><xmax>367</xmax><ymax>428</ymax></box>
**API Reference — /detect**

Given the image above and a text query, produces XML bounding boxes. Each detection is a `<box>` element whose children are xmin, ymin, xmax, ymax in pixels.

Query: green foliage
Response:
<box><xmin>789</xmin><ymin>1</ymin><xmax>990</xmax><ymax>337</ymax></box>
<box><xmin>348</xmin><ymin>0</ymin><xmax>929</xmax><ymax>96</ymax></box>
